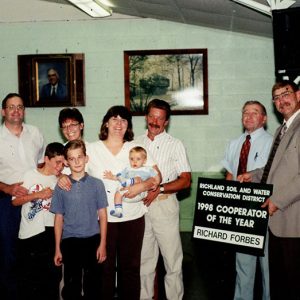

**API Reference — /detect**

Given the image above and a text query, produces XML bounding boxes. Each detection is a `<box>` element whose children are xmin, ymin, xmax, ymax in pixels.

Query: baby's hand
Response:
<box><xmin>103</xmin><ymin>170</ymin><xmax>114</xmax><ymax>179</ymax></box>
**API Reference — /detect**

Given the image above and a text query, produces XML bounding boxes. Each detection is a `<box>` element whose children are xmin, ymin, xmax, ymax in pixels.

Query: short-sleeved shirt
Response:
<box><xmin>50</xmin><ymin>174</ymin><xmax>108</xmax><ymax>239</ymax></box>
<box><xmin>117</xmin><ymin>166</ymin><xmax>157</xmax><ymax>183</ymax></box>
<box><xmin>15</xmin><ymin>169</ymin><xmax>57</xmax><ymax>239</ymax></box>
<box><xmin>0</xmin><ymin>123</ymin><xmax>45</xmax><ymax>184</ymax></box>
<box><xmin>136</xmin><ymin>130</ymin><xmax>191</xmax><ymax>184</ymax></box>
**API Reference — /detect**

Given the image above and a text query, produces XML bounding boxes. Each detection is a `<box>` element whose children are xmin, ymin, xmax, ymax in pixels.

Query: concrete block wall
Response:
<box><xmin>0</xmin><ymin>18</ymin><xmax>279</xmax><ymax>231</ymax></box>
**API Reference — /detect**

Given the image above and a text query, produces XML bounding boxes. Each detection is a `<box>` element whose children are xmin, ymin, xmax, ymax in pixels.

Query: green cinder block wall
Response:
<box><xmin>179</xmin><ymin>172</ymin><xmax>225</xmax><ymax>232</ymax></box>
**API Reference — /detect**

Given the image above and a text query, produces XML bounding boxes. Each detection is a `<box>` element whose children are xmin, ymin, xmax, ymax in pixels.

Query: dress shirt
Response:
<box><xmin>222</xmin><ymin>127</ymin><xmax>273</xmax><ymax>180</ymax></box>
<box><xmin>0</xmin><ymin>123</ymin><xmax>45</xmax><ymax>184</ymax></box>
<box><xmin>136</xmin><ymin>130</ymin><xmax>191</xmax><ymax>184</ymax></box>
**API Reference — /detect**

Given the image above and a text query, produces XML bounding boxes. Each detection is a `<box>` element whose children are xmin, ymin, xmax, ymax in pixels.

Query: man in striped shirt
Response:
<box><xmin>137</xmin><ymin>99</ymin><xmax>191</xmax><ymax>300</ymax></box>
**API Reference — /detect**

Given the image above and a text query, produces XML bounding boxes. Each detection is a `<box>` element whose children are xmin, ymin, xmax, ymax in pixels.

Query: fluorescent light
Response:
<box><xmin>267</xmin><ymin>0</ymin><xmax>296</xmax><ymax>10</ymax></box>
<box><xmin>232</xmin><ymin>0</ymin><xmax>272</xmax><ymax>16</ymax></box>
<box><xmin>68</xmin><ymin>0</ymin><xmax>112</xmax><ymax>17</ymax></box>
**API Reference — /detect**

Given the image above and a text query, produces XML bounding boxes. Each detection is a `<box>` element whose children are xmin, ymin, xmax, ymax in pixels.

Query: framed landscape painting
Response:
<box><xmin>124</xmin><ymin>49</ymin><xmax>208</xmax><ymax>116</ymax></box>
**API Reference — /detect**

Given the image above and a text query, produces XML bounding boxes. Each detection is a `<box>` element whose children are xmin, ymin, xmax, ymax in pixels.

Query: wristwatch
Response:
<box><xmin>159</xmin><ymin>184</ymin><xmax>165</xmax><ymax>193</ymax></box>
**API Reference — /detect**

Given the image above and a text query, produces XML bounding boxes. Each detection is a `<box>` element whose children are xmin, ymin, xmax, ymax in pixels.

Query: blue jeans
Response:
<box><xmin>0</xmin><ymin>193</ymin><xmax>21</xmax><ymax>300</ymax></box>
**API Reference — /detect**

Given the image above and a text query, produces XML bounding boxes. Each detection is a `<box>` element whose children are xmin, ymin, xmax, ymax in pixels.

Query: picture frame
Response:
<box><xmin>18</xmin><ymin>53</ymin><xmax>85</xmax><ymax>107</ymax></box>
<box><xmin>124</xmin><ymin>49</ymin><xmax>208</xmax><ymax>116</ymax></box>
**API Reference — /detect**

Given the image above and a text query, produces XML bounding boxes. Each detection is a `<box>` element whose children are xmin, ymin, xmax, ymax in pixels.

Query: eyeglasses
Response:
<box><xmin>5</xmin><ymin>105</ymin><xmax>25</xmax><ymax>111</ymax></box>
<box><xmin>61</xmin><ymin>122</ymin><xmax>80</xmax><ymax>131</ymax></box>
<box><xmin>272</xmin><ymin>91</ymin><xmax>294</xmax><ymax>102</ymax></box>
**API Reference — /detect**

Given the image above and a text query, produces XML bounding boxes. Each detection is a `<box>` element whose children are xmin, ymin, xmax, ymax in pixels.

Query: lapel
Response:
<box><xmin>270</xmin><ymin>112</ymin><xmax>300</xmax><ymax>173</ymax></box>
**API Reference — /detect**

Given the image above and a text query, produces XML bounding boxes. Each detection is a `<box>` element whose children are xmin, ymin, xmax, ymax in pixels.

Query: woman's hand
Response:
<box><xmin>122</xmin><ymin>183</ymin><xmax>144</xmax><ymax>198</ymax></box>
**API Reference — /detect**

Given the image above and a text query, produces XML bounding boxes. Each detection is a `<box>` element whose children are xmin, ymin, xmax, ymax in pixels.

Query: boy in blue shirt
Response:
<box><xmin>51</xmin><ymin>140</ymin><xmax>108</xmax><ymax>300</ymax></box>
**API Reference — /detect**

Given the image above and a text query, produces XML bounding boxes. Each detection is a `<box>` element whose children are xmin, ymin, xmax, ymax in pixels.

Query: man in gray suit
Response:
<box><xmin>240</xmin><ymin>80</ymin><xmax>300</xmax><ymax>300</ymax></box>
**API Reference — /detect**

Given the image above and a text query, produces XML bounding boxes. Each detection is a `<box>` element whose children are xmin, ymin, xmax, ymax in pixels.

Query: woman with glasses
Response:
<box><xmin>58</xmin><ymin>108</ymin><xmax>84</xmax><ymax>143</ymax></box>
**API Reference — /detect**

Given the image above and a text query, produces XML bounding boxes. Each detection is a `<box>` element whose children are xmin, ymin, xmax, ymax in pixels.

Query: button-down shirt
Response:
<box><xmin>0</xmin><ymin>123</ymin><xmax>45</xmax><ymax>184</ymax></box>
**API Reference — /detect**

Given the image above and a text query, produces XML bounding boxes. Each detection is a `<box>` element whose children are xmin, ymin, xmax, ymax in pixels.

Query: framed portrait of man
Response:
<box><xmin>18</xmin><ymin>53</ymin><xmax>85</xmax><ymax>107</ymax></box>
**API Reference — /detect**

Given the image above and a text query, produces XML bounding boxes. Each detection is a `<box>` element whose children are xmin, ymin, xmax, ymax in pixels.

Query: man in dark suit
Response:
<box><xmin>240</xmin><ymin>80</ymin><xmax>300</xmax><ymax>300</ymax></box>
<box><xmin>39</xmin><ymin>68</ymin><xmax>67</xmax><ymax>101</ymax></box>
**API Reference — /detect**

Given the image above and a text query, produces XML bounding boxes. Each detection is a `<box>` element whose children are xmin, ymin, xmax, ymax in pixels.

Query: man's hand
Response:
<box><xmin>143</xmin><ymin>188</ymin><xmax>160</xmax><ymax>207</ymax></box>
<box><xmin>237</xmin><ymin>172</ymin><xmax>252</xmax><ymax>183</ymax></box>
<box><xmin>261</xmin><ymin>198</ymin><xmax>278</xmax><ymax>216</ymax></box>
<box><xmin>5</xmin><ymin>182</ymin><xmax>28</xmax><ymax>197</ymax></box>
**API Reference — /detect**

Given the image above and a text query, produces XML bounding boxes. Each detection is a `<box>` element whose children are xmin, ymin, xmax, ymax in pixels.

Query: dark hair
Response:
<box><xmin>99</xmin><ymin>106</ymin><xmax>134</xmax><ymax>142</ymax></box>
<box><xmin>64</xmin><ymin>139</ymin><xmax>86</xmax><ymax>159</ymax></box>
<box><xmin>2</xmin><ymin>93</ymin><xmax>24</xmax><ymax>109</ymax></box>
<box><xmin>272</xmin><ymin>80</ymin><xmax>299</xmax><ymax>95</ymax></box>
<box><xmin>242</xmin><ymin>100</ymin><xmax>267</xmax><ymax>116</ymax></box>
<box><xmin>145</xmin><ymin>99</ymin><xmax>171</xmax><ymax>120</ymax></box>
<box><xmin>58</xmin><ymin>108</ymin><xmax>84</xmax><ymax>128</ymax></box>
<box><xmin>45</xmin><ymin>142</ymin><xmax>64</xmax><ymax>159</ymax></box>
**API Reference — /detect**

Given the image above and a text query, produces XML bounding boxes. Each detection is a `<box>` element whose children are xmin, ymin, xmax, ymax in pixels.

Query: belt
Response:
<box><xmin>157</xmin><ymin>194</ymin><xmax>171</xmax><ymax>201</ymax></box>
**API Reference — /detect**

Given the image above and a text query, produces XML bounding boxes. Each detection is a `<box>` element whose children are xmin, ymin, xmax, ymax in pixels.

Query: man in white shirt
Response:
<box><xmin>137</xmin><ymin>99</ymin><xmax>191</xmax><ymax>300</ymax></box>
<box><xmin>0</xmin><ymin>93</ymin><xmax>45</xmax><ymax>300</ymax></box>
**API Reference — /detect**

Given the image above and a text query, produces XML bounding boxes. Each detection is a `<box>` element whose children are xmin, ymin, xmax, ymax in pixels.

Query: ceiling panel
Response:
<box><xmin>1</xmin><ymin>0</ymin><xmax>300</xmax><ymax>37</ymax></box>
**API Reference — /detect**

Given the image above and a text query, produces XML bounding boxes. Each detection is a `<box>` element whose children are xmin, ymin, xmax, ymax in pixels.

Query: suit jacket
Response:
<box><xmin>251</xmin><ymin>112</ymin><xmax>300</xmax><ymax>237</ymax></box>
<box><xmin>39</xmin><ymin>82</ymin><xmax>67</xmax><ymax>101</ymax></box>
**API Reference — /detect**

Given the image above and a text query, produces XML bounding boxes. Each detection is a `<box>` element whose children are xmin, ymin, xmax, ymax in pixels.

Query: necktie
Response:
<box><xmin>51</xmin><ymin>87</ymin><xmax>56</xmax><ymax>97</ymax></box>
<box><xmin>260</xmin><ymin>123</ymin><xmax>287</xmax><ymax>184</ymax></box>
<box><xmin>237</xmin><ymin>134</ymin><xmax>251</xmax><ymax>175</ymax></box>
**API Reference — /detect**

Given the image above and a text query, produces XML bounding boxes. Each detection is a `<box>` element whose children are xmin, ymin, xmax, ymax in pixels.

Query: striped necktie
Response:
<box><xmin>260</xmin><ymin>123</ymin><xmax>287</xmax><ymax>184</ymax></box>
<box><xmin>237</xmin><ymin>134</ymin><xmax>251</xmax><ymax>176</ymax></box>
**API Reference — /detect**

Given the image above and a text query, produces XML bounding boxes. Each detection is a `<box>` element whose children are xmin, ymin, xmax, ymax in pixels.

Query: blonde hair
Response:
<box><xmin>129</xmin><ymin>146</ymin><xmax>147</xmax><ymax>159</ymax></box>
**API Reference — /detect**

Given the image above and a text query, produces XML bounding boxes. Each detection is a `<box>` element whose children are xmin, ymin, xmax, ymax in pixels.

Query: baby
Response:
<box><xmin>104</xmin><ymin>146</ymin><xmax>159</xmax><ymax>218</ymax></box>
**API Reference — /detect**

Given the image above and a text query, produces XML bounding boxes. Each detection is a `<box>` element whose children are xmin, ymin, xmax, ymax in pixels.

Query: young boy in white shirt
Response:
<box><xmin>12</xmin><ymin>142</ymin><xmax>65</xmax><ymax>300</ymax></box>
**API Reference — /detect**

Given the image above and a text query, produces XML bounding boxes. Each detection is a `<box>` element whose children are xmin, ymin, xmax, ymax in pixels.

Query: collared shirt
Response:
<box><xmin>51</xmin><ymin>174</ymin><xmax>108</xmax><ymax>239</ymax></box>
<box><xmin>136</xmin><ymin>130</ymin><xmax>191</xmax><ymax>184</ymax></box>
<box><xmin>222</xmin><ymin>127</ymin><xmax>273</xmax><ymax>180</ymax></box>
<box><xmin>285</xmin><ymin>109</ymin><xmax>300</xmax><ymax>129</ymax></box>
<box><xmin>0</xmin><ymin>123</ymin><xmax>45</xmax><ymax>184</ymax></box>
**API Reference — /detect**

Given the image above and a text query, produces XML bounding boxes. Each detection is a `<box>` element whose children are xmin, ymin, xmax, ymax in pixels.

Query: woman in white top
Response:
<box><xmin>87</xmin><ymin>106</ymin><xmax>160</xmax><ymax>300</ymax></box>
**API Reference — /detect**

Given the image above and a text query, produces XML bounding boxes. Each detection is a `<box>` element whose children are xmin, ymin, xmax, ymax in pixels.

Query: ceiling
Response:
<box><xmin>1</xmin><ymin>0</ymin><xmax>300</xmax><ymax>37</ymax></box>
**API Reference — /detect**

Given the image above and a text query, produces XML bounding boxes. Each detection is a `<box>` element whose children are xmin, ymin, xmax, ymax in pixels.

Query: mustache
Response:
<box><xmin>149</xmin><ymin>123</ymin><xmax>160</xmax><ymax>129</ymax></box>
